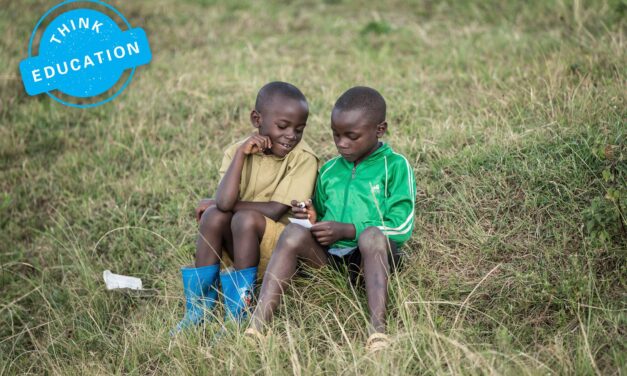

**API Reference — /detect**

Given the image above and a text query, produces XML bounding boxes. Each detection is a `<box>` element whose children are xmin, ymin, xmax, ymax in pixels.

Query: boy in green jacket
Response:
<box><xmin>248</xmin><ymin>86</ymin><xmax>415</xmax><ymax>352</ymax></box>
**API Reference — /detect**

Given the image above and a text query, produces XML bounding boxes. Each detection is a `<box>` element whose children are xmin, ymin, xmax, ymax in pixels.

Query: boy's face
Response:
<box><xmin>251</xmin><ymin>97</ymin><xmax>308</xmax><ymax>158</ymax></box>
<box><xmin>331</xmin><ymin>108</ymin><xmax>386</xmax><ymax>164</ymax></box>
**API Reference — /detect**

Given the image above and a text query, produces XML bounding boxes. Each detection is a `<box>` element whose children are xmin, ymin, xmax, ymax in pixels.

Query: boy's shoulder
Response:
<box><xmin>222</xmin><ymin>139</ymin><xmax>245</xmax><ymax>157</ymax></box>
<box><xmin>292</xmin><ymin>140</ymin><xmax>318</xmax><ymax>161</ymax></box>
<box><xmin>284</xmin><ymin>140</ymin><xmax>321</xmax><ymax>170</ymax></box>
<box><xmin>318</xmin><ymin>155</ymin><xmax>344</xmax><ymax>176</ymax></box>
<box><xmin>384</xmin><ymin>146</ymin><xmax>411</xmax><ymax>166</ymax></box>
<box><xmin>381</xmin><ymin>147</ymin><xmax>414</xmax><ymax>182</ymax></box>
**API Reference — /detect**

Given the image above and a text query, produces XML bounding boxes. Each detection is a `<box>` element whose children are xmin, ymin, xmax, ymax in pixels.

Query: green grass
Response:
<box><xmin>1</xmin><ymin>0</ymin><xmax>625</xmax><ymax>374</ymax></box>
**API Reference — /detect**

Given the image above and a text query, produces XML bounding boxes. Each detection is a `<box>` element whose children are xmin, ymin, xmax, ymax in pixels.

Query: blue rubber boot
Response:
<box><xmin>172</xmin><ymin>263</ymin><xmax>219</xmax><ymax>334</ymax></box>
<box><xmin>220</xmin><ymin>266</ymin><xmax>258</xmax><ymax>322</ymax></box>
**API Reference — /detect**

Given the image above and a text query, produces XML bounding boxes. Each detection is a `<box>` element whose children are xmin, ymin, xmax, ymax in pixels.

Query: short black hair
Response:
<box><xmin>254</xmin><ymin>81</ymin><xmax>307</xmax><ymax>113</ymax></box>
<box><xmin>333</xmin><ymin>86</ymin><xmax>386</xmax><ymax>124</ymax></box>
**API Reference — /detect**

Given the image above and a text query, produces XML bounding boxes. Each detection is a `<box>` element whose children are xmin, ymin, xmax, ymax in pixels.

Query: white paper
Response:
<box><xmin>103</xmin><ymin>270</ymin><xmax>143</xmax><ymax>290</ymax></box>
<box><xmin>288</xmin><ymin>217</ymin><xmax>313</xmax><ymax>229</ymax></box>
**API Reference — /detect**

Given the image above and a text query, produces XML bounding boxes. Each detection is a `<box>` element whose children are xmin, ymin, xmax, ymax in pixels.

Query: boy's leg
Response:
<box><xmin>230</xmin><ymin>209</ymin><xmax>266</xmax><ymax>269</ymax></box>
<box><xmin>218</xmin><ymin>209</ymin><xmax>269</xmax><ymax>321</ymax></box>
<box><xmin>174</xmin><ymin>206</ymin><xmax>231</xmax><ymax>332</ymax></box>
<box><xmin>195</xmin><ymin>206</ymin><xmax>234</xmax><ymax>267</ymax></box>
<box><xmin>356</xmin><ymin>226</ymin><xmax>398</xmax><ymax>334</ymax></box>
<box><xmin>250</xmin><ymin>223</ymin><xmax>328</xmax><ymax>331</ymax></box>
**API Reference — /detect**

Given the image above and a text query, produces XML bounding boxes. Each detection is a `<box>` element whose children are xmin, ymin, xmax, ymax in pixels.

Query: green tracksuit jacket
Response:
<box><xmin>313</xmin><ymin>143</ymin><xmax>416</xmax><ymax>249</ymax></box>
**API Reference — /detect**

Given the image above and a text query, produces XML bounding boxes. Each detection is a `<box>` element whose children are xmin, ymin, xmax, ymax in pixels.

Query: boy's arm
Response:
<box><xmin>197</xmin><ymin>199</ymin><xmax>288</xmax><ymax>222</ymax></box>
<box><xmin>232</xmin><ymin>201</ymin><xmax>289</xmax><ymax>222</ymax></box>
<box><xmin>215</xmin><ymin>134</ymin><xmax>272</xmax><ymax>212</ymax></box>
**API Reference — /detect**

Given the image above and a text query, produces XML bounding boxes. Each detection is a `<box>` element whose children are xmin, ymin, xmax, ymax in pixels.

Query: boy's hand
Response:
<box><xmin>195</xmin><ymin>198</ymin><xmax>216</xmax><ymax>222</ymax></box>
<box><xmin>310</xmin><ymin>221</ymin><xmax>355</xmax><ymax>246</ymax></box>
<box><xmin>290</xmin><ymin>199</ymin><xmax>317</xmax><ymax>223</ymax></box>
<box><xmin>238</xmin><ymin>133</ymin><xmax>272</xmax><ymax>155</ymax></box>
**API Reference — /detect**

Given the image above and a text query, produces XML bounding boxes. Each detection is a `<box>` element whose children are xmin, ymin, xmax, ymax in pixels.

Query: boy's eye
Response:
<box><xmin>348</xmin><ymin>134</ymin><xmax>359</xmax><ymax>140</ymax></box>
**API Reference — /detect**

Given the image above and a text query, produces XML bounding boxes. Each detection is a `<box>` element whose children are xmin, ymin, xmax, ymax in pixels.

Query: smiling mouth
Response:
<box><xmin>277</xmin><ymin>142</ymin><xmax>293</xmax><ymax>149</ymax></box>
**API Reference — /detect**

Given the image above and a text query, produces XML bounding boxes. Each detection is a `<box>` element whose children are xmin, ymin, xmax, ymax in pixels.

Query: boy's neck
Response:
<box><xmin>353</xmin><ymin>142</ymin><xmax>382</xmax><ymax>166</ymax></box>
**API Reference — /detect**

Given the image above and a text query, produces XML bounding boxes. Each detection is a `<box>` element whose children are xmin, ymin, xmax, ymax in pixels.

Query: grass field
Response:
<box><xmin>1</xmin><ymin>0</ymin><xmax>625</xmax><ymax>374</ymax></box>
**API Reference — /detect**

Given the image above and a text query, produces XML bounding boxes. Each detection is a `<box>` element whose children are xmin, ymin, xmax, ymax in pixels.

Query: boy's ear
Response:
<box><xmin>250</xmin><ymin>110</ymin><xmax>261</xmax><ymax>129</ymax></box>
<box><xmin>376</xmin><ymin>121</ymin><xmax>388</xmax><ymax>138</ymax></box>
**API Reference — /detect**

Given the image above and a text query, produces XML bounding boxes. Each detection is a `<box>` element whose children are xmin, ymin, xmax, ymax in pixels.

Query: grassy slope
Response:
<box><xmin>1</xmin><ymin>0</ymin><xmax>625</xmax><ymax>374</ymax></box>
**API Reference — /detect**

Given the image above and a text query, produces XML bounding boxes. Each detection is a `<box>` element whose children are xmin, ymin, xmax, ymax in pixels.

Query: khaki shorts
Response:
<box><xmin>221</xmin><ymin>216</ymin><xmax>285</xmax><ymax>279</ymax></box>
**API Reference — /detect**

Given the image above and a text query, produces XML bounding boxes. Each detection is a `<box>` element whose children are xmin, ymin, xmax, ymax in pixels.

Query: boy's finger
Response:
<box><xmin>311</xmin><ymin>228</ymin><xmax>326</xmax><ymax>236</ymax></box>
<box><xmin>317</xmin><ymin>238</ymin><xmax>329</xmax><ymax>245</ymax></box>
<box><xmin>261</xmin><ymin>135</ymin><xmax>272</xmax><ymax>148</ymax></box>
<box><xmin>311</xmin><ymin>227</ymin><xmax>329</xmax><ymax>236</ymax></box>
<box><xmin>252</xmin><ymin>135</ymin><xmax>266</xmax><ymax>149</ymax></box>
<box><xmin>311</xmin><ymin>222</ymin><xmax>329</xmax><ymax>230</ymax></box>
<box><xmin>290</xmin><ymin>206</ymin><xmax>306</xmax><ymax>213</ymax></box>
<box><xmin>256</xmin><ymin>137</ymin><xmax>266</xmax><ymax>150</ymax></box>
<box><xmin>310</xmin><ymin>227</ymin><xmax>323</xmax><ymax>235</ymax></box>
<box><xmin>251</xmin><ymin>139</ymin><xmax>264</xmax><ymax>152</ymax></box>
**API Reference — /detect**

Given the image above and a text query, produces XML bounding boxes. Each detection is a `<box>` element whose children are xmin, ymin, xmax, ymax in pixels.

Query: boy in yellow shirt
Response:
<box><xmin>174</xmin><ymin>82</ymin><xmax>319</xmax><ymax>332</ymax></box>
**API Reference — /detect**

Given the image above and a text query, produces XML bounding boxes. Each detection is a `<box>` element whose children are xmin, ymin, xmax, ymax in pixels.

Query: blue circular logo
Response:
<box><xmin>19</xmin><ymin>0</ymin><xmax>152</xmax><ymax>108</ymax></box>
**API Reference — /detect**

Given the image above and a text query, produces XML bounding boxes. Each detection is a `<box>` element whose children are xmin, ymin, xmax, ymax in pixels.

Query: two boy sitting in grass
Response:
<box><xmin>176</xmin><ymin>84</ymin><xmax>415</xmax><ymax>351</ymax></box>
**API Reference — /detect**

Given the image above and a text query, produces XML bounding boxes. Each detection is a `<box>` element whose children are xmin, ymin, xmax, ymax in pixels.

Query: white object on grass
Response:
<box><xmin>103</xmin><ymin>270</ymin><xmax>143</xmax><ymax>290</ymax></box>
<box><xmin>288</xmin><ymin>217</ymin><xmax>313</xmax><ymax>229</ymax></box>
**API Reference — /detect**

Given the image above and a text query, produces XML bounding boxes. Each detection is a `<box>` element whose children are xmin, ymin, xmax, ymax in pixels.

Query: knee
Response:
<box><xmin>231</xmin><ymin>210</ymin><xmax>264</xmax><ymax>234</ymax></box>
<box><xmin>276</xmin><ymin>223</ymin><xmax>311</xmax><ymax>252</ymax></box>
<box><xmin>198</xmin><ymin>206</ymin><xmax>231</xmax><ymax>234</ymax></box>
<box><xmin>358</xmin><ymin>227</ymin><xmax>388</xmax><ymax>257</ymax></box>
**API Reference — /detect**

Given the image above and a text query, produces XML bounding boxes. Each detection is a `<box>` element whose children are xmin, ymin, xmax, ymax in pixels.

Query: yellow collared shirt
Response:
<box><xmin>219</xmin><ymin>138</ymin><xmax>320</xmax><ymax>223</ymax></box>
